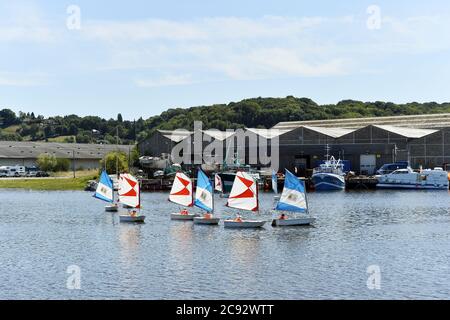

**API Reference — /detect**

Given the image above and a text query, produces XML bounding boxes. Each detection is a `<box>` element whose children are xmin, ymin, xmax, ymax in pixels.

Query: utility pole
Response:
<box><xmin>72</xmin><ymin>149</ymin><xmax>76</xmax><ymax>178</ymax></box>
<box><xmin>116</xmin><ymin>126</ymin><xmax>119</xmax><ymax>178</ymax></box>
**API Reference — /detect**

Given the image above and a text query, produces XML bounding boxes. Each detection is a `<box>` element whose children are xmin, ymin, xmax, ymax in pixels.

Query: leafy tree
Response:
<box><xmin>0</xmin><ymin>109</ymin><xmax>18</xmax><ymax>128</ymax></box>
<box><xmin>37</xmin><ymin>154</ymin><xmax>57</xmax><ymax>172</ymax></box>
<box><xmin>55</xmin><ymin>158</ymin><xmax>71</xmax><ymax>171</ymax></box>
<box><xmin>100</xmin><ymin>151</ymin><xmax>129</xmax><ymax>174</ymax></box>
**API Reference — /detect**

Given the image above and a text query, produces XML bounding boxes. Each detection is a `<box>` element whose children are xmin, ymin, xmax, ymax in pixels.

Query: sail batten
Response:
<box><xmin>276</xmin><ymin>170</ymin><xmax>307</xmax><ymax>213</ymax></box>
<box><xmin>227</xmin><ymin>171</ymin><xmax>258</xmax><ymax>211</ymax></box>
<box><xmin>94</xmin><ymin>170</ymin><xmax>114</xmax><ymax>203</ymax></box>
<box><xmin>118</xmin><ymin>173</ymin><xmax>140</xmax><ymax>208</ymax></box>
<box><xmin>194</xmin><ymin>170</ymin><xmax>213</xmax><ymax>213</ymax></box>
<box><xmin>169</xmin><ymin>172</ymin><xmax>193</xmax><ymax>207</ymax></box>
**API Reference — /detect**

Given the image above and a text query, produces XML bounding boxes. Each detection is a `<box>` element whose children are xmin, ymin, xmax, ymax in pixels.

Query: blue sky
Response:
<box><xmin>1</xmin><ymin>0</ymin><xmax>450</xmax><ymax>119</ymax></box>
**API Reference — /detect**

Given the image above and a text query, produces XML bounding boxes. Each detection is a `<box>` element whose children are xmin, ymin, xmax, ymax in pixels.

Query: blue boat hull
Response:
<box><xmin>311</xmin><ymin>173</ymin><xmax>345</xmax><ymax>191</ymax></box>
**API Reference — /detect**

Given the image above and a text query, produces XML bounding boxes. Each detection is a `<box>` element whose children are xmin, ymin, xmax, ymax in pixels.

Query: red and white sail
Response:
<box><xmin>169</xmin><ymin>172</ymin><xmax>193</xmax><ymax>207</ymax></box>
<box><xmin>118</xmin><ymin>173</ymin><xmax>140</xmax><ymax>208</ymax></box>
<box><xmin>214</xmin><ymin>174</ymin><xmax>223</xmax><ymax>192</ymax></box>
<box><xmin>227</xmin><ymin>171</ymin><xmax>258</xmax><ymax>211</ymax></box>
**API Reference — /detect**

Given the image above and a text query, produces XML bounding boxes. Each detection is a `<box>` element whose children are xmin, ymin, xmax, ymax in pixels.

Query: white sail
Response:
<box><xmin>169</xmin><ymin>172</ymin><xmax>193</xmax><ymax>207</ymax></box>
<box><xmin>227</xmin><ymin>171</ymin><xmax>258</xmax><ymax>211</ymax></box>
<box><xmin>214</xmin><ymin>174</ymin><xmax>223</xmax><ymax>192</ymax></box>
<box><xmin>118</xmin><ymin>173</ymin><xmax>140</xmax><ymax>208</ymax></box>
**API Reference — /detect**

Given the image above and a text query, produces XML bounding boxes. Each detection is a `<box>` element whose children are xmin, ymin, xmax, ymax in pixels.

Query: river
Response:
<box><xmin>0</xmin><ymin>189</ymin><xmax>449</xmax><ymax>299</ymax></box>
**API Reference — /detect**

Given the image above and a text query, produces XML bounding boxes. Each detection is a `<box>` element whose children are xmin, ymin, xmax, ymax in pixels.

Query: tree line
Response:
<box><xmin>2</xmin><ymin>97</ymin><xmax>450</xmax><ymax>144</ymax></box>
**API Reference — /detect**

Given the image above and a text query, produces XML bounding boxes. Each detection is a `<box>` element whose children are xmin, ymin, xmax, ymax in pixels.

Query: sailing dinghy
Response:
<box><xmin>193</xmin><ymin>170</ymin><xmax>219</xmax><ymax>225</ymax></box>
<box><xmin>223</xmin><ymin>171</ymin><xmax>266</xmax><ymax>228</ymax></box>
<box><xmin>94</xmin><ymin>170</ymin><xmax>118</xmax><ymax>212</ymax></box>
<box><xmin>118</xmin><ymin>173</ymin><xmax>145</xmax><ymax>223</ymax></box>
<box><xmin>170</xmin><ymin>172</ymin><xmax>196</xmax><ymax>220</ymax></box>
<box><xmin>272</xmin><ymin>169</ymin><xmax>315</xmax><ymax>227</ymax></box>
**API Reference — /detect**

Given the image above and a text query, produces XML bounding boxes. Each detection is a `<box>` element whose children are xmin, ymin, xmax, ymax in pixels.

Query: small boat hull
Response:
<box><xmin>376</xmin><ymin>183</ymin><xmax>448</xmax><ymax>190</ymax></box>
<box><xmin>119</xmin><ymin>215</ymin><xmax>146</xmax><ymax>223</ymax></box>
<box><xmin>193</xmin><ymin>216</ymin><xmax>220</xmax><ymax>225</ymax></box>
<box><xmin>272</xmin><ymin>217</ymin><xmax>315</xmax><ymax>226</ymax></box>
<box><xmin>311</xmin><ymin>173</ymin><xmax>345</xmax><ymax>191</ymax></box>
<box><xmin>223</xmin><ymin>220</ymin><xmax>266</xmax><ymax>228</ymax></box>
<box><xmin>170</xmin><ymin>213</ymin><xmax>197</xmax><ymax>220</ymax></box>
<box><xmin>105</xmin><ymin>205</ymin><xmax>118</xmax><ymax>212</ymax></box>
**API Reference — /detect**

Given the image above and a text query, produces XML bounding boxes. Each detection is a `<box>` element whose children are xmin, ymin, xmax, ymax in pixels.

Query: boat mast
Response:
<box><xmin>303</xmin><ymin>178</ymin><xmax>310</xmax><ymax>215</ymax></box>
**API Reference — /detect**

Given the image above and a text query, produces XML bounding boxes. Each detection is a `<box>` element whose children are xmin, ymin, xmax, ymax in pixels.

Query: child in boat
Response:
<box><xmin>279</xmin><ymin>213</ymin><xmax>287</xmax><ymax>220</ymax></box>
<box><xmin>180</xmin><ymin>209</ymin><xmax>189</xmax><ymax>215</ymax></box>
<box><xmin>204</xmin><ymin>213</ymin><xmax>212</xmax><ymax>219</ymax></box>
<box><xmin>130</xmin><ymin>210</ymin><xmax>137</xmax><ymax>217</ymax></box>
<box><xmin>234</xmin><ymin>215</ymin><xmax>243</xmax><ymax>222</ymax></box>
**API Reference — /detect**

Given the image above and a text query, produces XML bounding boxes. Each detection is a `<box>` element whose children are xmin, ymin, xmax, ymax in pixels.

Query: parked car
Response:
<box><xmin>376</xmin><ymin>161</ymin><xmax>409</xmax><ymax>175</ymax></box>
<box><xmin>35</xmin><ymin>171</ymin><xmax>50</xmax><ymax>177</ymax></box>
<box><xmin>26</xmin><ymin>166</ymin><xmax>39</xmax><ymax>177</ymax></box>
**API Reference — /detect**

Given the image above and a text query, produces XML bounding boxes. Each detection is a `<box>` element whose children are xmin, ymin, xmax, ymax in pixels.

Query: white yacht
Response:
<box><xmin>376</xmin><ymin>167</ymin><xmax>449</xmax><ymax>190</ymax></box>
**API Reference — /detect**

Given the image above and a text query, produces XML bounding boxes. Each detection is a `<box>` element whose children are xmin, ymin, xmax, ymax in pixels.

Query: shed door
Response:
<box><xmin>360</xmin><ymin>154</ymin><xmax>376</xmax><ymax>175</ymax></box>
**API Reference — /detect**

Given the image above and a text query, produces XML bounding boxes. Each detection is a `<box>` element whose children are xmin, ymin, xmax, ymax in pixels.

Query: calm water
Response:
<box><xmin>0</xmin><ymin>189</ymin><xmax>449</xmax><ymax>299</ymax></box>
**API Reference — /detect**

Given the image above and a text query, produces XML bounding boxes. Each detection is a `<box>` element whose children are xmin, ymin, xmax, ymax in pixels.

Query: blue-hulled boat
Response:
<box><xmin>311</xmin><ymin>156</ymin><xmax>346</xmax><ymax>191</ymax></box>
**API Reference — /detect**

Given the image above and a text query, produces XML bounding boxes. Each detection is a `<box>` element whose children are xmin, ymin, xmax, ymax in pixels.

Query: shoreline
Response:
<box><xmin>0</xmin><ymin>176</ymin><xmax>94</xmax><ymax>191</ymax></box>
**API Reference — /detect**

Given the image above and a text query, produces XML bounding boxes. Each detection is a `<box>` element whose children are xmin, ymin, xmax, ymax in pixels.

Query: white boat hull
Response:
<box><xmin>119</xmin><ymin>215</ymin><xmax>146</xmax><ymax>223</ymax></box>
<box><xmin>272</xmin><ymin>217</ymin><xmax>315</xmax><ymax>226</ymax></box>
<box><xmin>193</xmin><ymin>216</ymin><xmax>220</xmax><ymax>225</ymax></box>
<box><xmin>170</xmin><ymin>213</ymin><xmax>197</xmax><ymax>220</ymax></box>
<box><xmin>223</xmin><ymin>220</ymin><xmax>266</xmax><ymax>228</ymax></box>
<box><xmin>376</xmin><ymin>183</ymin><xmax>448</xmax><ymax>190</ymax></box>
<box><xmin>105</xmin><ymin>205</ymin><xmax>118</xmax><ymax>212</ymax></box>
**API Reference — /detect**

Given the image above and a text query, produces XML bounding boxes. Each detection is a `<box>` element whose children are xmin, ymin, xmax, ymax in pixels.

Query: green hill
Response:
<box><xmin>1</xmin><ymin>97</ymin><xmax>450</xmax><ymax>144</ymax></box>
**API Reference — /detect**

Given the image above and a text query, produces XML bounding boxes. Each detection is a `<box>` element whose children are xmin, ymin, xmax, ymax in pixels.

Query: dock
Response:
<box><xmin>345</xmin><ymin>176</ymin><xmax>378</xmax><ymax>189</ymax></box>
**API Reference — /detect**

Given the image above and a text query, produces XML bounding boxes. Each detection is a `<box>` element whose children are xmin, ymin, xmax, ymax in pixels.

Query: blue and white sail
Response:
<box><xmin>194</xmin><ymin>170</ymin><xmax>213</xmax><ymax>213</ymax></box>
<box><xmin>275</xmin><ymin>169</ymin><xmax>307</xmax><ymax>213</ymax></box>
<box><xmin>272</xmin><ymin>170</ymin><xmax>278</xmax><ymax>194</ymax></box>
<box><xmin>93</xmin><ymin>170</ymin><xmax>114</xmax><ymax>203</ymax></box>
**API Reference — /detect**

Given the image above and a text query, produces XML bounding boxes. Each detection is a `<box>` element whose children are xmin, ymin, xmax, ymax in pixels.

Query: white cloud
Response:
<box><xmin>0</xmin><ymin>72</ymin><xmax>48</xmax><ymax>87</ymax></box>
<box><xmin>135</xmin><ymin>74</ymin><xmax>195</xmax><ymax>87</ymax></box>
<box><xmin>0</xmin><ymin>2</ymin><xmax>57</xmax><ymax>42</ymax></box>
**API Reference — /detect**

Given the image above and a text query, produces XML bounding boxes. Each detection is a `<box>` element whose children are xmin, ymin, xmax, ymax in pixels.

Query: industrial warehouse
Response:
<box><xmin>138</xmin><ymin>113</ymin><xmax>450</xmax><ymax>174</ymax></box>
<box><xmin>0</xmin><ymin>141</ymin><xmax>133</xmax><ymax>169</ymax></box>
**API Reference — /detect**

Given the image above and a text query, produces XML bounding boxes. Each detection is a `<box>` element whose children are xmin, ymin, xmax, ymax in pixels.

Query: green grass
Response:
<box><xmin>47</xmin><ymin>135</ymin><xmax>76</xmax><ymax>142</ymax></box>
<box><xmin>0</xmin><ymin>176</ymin><xmax>95</xmax><ymax>191</ymax></box>
<box><xmin>2</xmin><ymin>125</ymin><xmax>20</xmax><ymax>134</ymax></box>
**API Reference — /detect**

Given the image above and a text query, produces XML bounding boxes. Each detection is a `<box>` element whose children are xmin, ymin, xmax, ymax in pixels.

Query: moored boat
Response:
<box><xmin>311</xmin><ymin>156</ymin><xmax>345</xmax><ymax>191</ymax></box>
<box><xmin>376</xmin><ymin>167</ymin><xmax>449</xmax><ymax>190</ymax></box>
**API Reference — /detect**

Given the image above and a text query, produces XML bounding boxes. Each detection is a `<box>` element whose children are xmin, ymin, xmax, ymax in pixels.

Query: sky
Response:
<box><xmin>1</xmin><ymin>0</ymin><xmax>450</xmax><ymax>120</ymax></box>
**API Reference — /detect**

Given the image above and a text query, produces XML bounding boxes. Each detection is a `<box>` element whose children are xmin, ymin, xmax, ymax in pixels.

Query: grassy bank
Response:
<box><xmin>0</xmin><ymin>176</ymin><xmax>95</xmax><ymax>191</ymax></box>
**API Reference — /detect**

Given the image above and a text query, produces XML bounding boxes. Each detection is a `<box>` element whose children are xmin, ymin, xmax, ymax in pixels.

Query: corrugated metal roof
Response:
<box><xmin>303</xmin><ymin>126</ymin><xmax>356</xmax><ymax>138</ymax></box>
<box><xmin>372</xmin><ymin>125</ymin><xmax>438</xmax><ymax>138</ymax></box>
<box><xmin>0</xmin><ymin>141</ymin><xmax>132</xmax><ymax>159</ymax></box>
<box><xmin>273</xmin><ymin>113</ymin><xmax>450</xmax><ymax>130</ymax></box>
<box><xmin>201</xmin><ymin>130</ymin><xmax>236</xmax><ymax>141</ymax></box>
<box><xmin>158</xmin><ymin>129</ymin><xmax>193</xmax><ymax>143</ymax></box>
<box><xmin>245</xmin><ymin>128</ymin><xmax>293</xmax><ymax>139</ymax></box>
